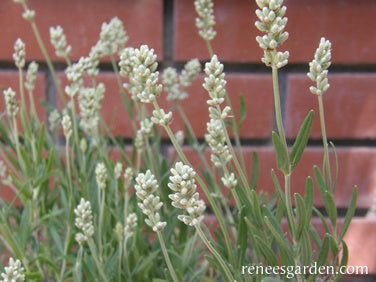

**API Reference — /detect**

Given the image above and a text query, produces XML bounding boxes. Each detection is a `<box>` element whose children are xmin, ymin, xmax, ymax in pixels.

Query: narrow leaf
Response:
<box><xmin>294</xmin><ymin>193</ymin><xmax>306</xmax><ymax>240</ymax></box>
<box><xmin>290</xmin><ymin>110</ymin><xmax>314</xmax><ymax>171</ymax></box>
<box><xmin>325</xmin><ymin>190</ymin><xmax>337</xmax><ymax>228</ymax></box>
<box><xmin>272</xmin><ymin>131</ymin><xmax>289</xmax><ymax>174</ymax></box>
<box><xmin>250</xmin><ymin>151</ymin><xmax>259</xmax><ymax>190</ymax></box>
<box><xmin>339</xmin><ymin>186</ymin><xmax>358</xmax><ymax>242</ymax></box>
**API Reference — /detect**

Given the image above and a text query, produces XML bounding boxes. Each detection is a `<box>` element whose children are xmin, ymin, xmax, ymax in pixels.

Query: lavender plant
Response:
<box><xmin>0</xmin><ymin>0</ymin><xmax>358</xmax><ymax>281</ymax></box>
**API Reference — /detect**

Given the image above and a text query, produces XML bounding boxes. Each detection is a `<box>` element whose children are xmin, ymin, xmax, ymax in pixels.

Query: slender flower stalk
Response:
<box><xmin>135</xmin><ymin>170</ymin><xmax>178</xmax><ymax>282</ymax></box>
<box><xmin>168</xmin><ymin>162</ymin><xmax>234</xmax><ymax>281</ymax></box>
<box><xmin>95</xmin><ymin>162</ymin><xmax>108</xmax><ymax>260</ymax></box>
<box><xmin>255</xmin><ymin>0</ymin><xmax>297</xmax><ymax>246</ymax></box>
<box><xmin>308</xmin><ymin>37</ymin><xmax>332</xmax><ymax>190</ymax></box>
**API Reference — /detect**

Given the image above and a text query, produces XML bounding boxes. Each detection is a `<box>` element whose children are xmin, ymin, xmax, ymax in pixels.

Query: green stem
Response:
<box><xmin>156</xmin><ymin>231</ymin><xmax>179</xmax><ymax>282</ymax></box>
<box><xmin>284</xmin><ymin>173</ymin><xmax>296</xmax><ymax>242</ymax></box>
<box><xmin>196</xmin><ymin>225</ymin><xmax>234</xmax><ymax>281</ymax></box>
<box><xmin>74</xmin><ymin>245</ymin><xmax>83</xmax><ymax>282</ymax></box>
<box><xmin>88</xmin><ymin>238</ymin><xmax>109</xmax><ymax>282</ymax></box>
<box><xmin>224</xmin><ymin>94</ymin><xmax>246</xmax><ymax>172</ymax></box>
<box><xmin>98</xmin><ymin>187</ymin><xmax>105</xmax><ymax>262</ymax></box>
<box><xmin>206</xmin><ymin>40</ymin><xmax>214</xmax><ymax>58</ymax></box>
<box><xmin>272</xmin><ymin>66</ymin><xmax>287</xmax><ymax>146</ymax></box>
<box><xmin>317</xmin><ymin>94</ymin><xmax>332</xmax><ymax>190</ymax></box>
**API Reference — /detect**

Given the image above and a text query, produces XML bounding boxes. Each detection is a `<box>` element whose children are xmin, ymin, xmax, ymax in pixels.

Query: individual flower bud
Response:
<box><xmin>3</xmin><ymin>88</ymin><xmax>19</xmax><ymax>117</ymax></box>
<box><xmin>25</xmin><ymin>61</ymin><xmax>38</xmax><ymax>92</ymax></box>
<box><xmin>95</xmin><ymin>162</ymin><xmax>108</xmax><ymax>190</ymax></box>
<box><xmin>13</xmin><ymin>38</ymin><xmax>25</xmax><ymax>69</ymax></box>
<box><xmin>0</xmin><ymin>257</ymin><xmax>25</xmax><ymax>282</ymax></box>
<box><xmin>75</xmin><ymin>233</ymin><xmax>88</xmax><ymax>246</ymax></box>
<box><xmin>74</xmin><ymin>198</ymin><xmax>95</xmax><ymax>238</ymax></box>
<box><xmin>61</xmin><ymin>114</ymin><xmax>72</xmax><ymax>140</ymax></box>
<box><xmin>194</xmin><ymin>0</ymin><xmax>217</xmax><ymax>41</ymax></box>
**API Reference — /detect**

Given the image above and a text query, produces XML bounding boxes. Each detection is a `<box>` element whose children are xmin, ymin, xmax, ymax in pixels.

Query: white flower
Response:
<box><xmin>307</xmin><ymin>37</ymin><xmax>331</xmax><ymax>96</ymax></box>
<box><xmin>95</xmin><ymin>163</ymin><xmax>108</xmax><ymax>190</ymax></box>
<box><xmin>74</xmin><ymin>198</ymin><xmax>95</xmax><ymax>238</ymax></box>
<box><xmin>13</xmin><ymin>39</ymin><xmax>25</xmax><ymax>69</ymax></box>
<box><xmin>0</xmin><ymin>258</ymin><xmax>25</xmax><ymax>282</ymax></box>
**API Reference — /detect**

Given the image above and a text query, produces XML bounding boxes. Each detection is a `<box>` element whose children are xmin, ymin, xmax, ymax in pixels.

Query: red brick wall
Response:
<box><xmin>0</xmin><ymin>0</ymin><xmax>375</xmax><ymax>277</ymax></box>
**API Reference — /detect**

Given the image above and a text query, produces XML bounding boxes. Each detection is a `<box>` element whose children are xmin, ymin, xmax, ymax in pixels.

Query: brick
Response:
<box><xmin>174</xmin><ymin>0</ymin><xmax>376</xmax><ymax>64</ymax></box>
<box><xmin>173</xmin><ymin>146</ymin><xmax>375</xmax><ymax>209</ymax></box>
<box><xmin>285</xmin><ymin>73</ymin><xmax>376</xmax><ymax>140</ymax></box>
<box><xmin>0</xmin><ymin>70</ymin><xmax>46</xmax><ymax>130</ymax></box>
<box><xmin>0</xmin><ymin>0</ymin><xmax>163</xmax><ymax>62</ymax></box>
<box><xmin>165</xmin><ymin>73</ymin><xmax>274</xmax><ymax>139</ymax></box>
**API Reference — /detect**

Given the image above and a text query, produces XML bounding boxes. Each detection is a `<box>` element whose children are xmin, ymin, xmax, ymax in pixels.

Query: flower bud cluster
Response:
<box><xmin>163</xmin><ymin>59</ymin><xmax>201</xmax><ymax>102</ymax></box>
<box><xmin>203</xmin><ymin>55</ymin><xmax>226</xmax><ymax>106</ymax></box>
<box><xmin>25</xmin><ymin>61</ymin><xmax>38</xmax><ymax>92</ymax></box>
<box><xmin>99</xmin><ymin>17</ymin><xmax>128</xmax><ymax>56</ymax></box>
<box><xmin>3</xmin><ymin>88</ymin><xmax>19</xmax><ymax>117</ymax></box>
<box><xmin>135</xmin><ymin>170</ymin><xmax>166</xmax><ymax>232</ymax></box>
<box><xmin>78</xmin><ymin>83</ymin><xmax>105</xmax><ymax>136</ymax></box>
<box><xmin>255</xmin><ymin>0</ymin><xmax>289</xmax><ymax>68</ymax></box>
<box><xmin>0</xmin><ymin>257</ymin><xmax>25</xmax><ymax>282</ymax></box>
<box><xmin>307</xmin><ymin>37</ymin><xmax>331</xmax><ymax>96</ymax></box>
<box><xmin>48</xmin><ymin>109</ymin><xmax>60</xmax><ymax>132</ymax></box>
<box><xmin>123</xmin><ymin>213</ymin><xmax>138</xmax><ymax>239</ymax></box>
<box><xmin>22</xmin><ymin>9</ymin><xmax>35</xmax><ymax>21</ymax></box>
<box><xmin>168</xmin><ymin>162</ymin><xmax>206</xmax><ymax>226</ymax></box>
<box><xmin>50</xmin><ymin>26</ymin><xmax>72</xmax><ymax>58</ymax></box>
<box><xmin>74</xmin><ymin>198</ymin><xmax>95</xmax><ymax>245</ymax></box>
<box><xmin>13</xmin><ymin>39</ymin><xmax>25</xmax><ymax>69</ymax></box>
<box><xmin>95</xmin><ymin>162</ymin><xmax>108</xmax><ymax>190</ymax></box>
<box><xmin>119</xmin><ymin>45</ymin><xmax>162</xmax><ymax>103</ymax></box>
<box><xmin>203</xmin><ymin>55</ymin><xmax>233</xmax><ymax>172</ymax></box>
<box><xmin>123</xmin><ymin>167</ymin><xmax>133</xmax><ymax>190</ymax></box>
<box><xmin>61</xmin><ymin>114</ymin><xmax>72</xmax><ymax>140</ymax></box>
<box><xmin>194</xmin><ymin>0</ymin><xmax>217</xmax><ymax>41</ymax></box>
<box><xmin>151</xmin><ymin>108</ymin><xmax>172</xmax><ymax>126</ymax></box>
<box><xmin>87</xmin><ymin>42</ymin><xmax>103</xmax><ymax>77</ymax></box>
<box><xmin>205</xmin><ymin>119</ymin><xmax>232</xmax><ymax>168</ymax></box>
<box><xmin>114</xmin><ymin>162</ymin><xmax>123</xmax><ymax>180</ymax></box>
